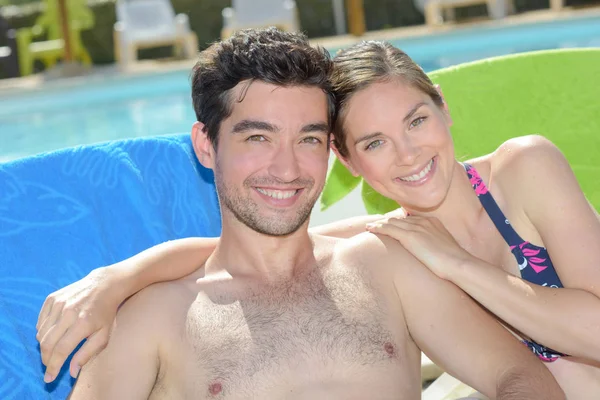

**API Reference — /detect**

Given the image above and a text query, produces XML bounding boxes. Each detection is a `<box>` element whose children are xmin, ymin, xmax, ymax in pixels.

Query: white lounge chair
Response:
<box><xmin>414</xmin><ymin>0</ymin><xmax>514</xmax><ymax>25</ymax></box>
<box><xmin>421</xmin><ymin>353</ymin><xmax>444</xmax><ymax>383</ymax></box>
<box><xmin>422</xmin><ymin>372</ymin><xmax>483</xmax><ymax>400</ymax></box>
<box><xmin>113</xmin><ymin>0</ymin><xmax>198</xmax><ymax>67</ymax></box>
<box><xmin>221</xmin><ymin>0</ymin><xmax>300</xmax><ymax>39</ymax></box>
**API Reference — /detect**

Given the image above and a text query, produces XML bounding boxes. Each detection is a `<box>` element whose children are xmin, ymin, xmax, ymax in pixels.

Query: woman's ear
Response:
<box><xmin>434</xmin><ymin>84</ymin><xmax>453</xmax><ymax>126</ymax></box>
<box><xmin>191</xmin><ymin>122</ymin><xmax>216</xmax><ymax>169</ymax></box>
<box><xmin>330</xmin><ymin>138</ymin><xmax>360</xmax><ymax>177</ymax></box>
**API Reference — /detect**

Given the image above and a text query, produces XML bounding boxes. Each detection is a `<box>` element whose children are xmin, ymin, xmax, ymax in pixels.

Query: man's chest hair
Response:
<box><xmin>185</xmin><ymin>264</ymin><xmax>400</xmax><ymax>384</ymax></box>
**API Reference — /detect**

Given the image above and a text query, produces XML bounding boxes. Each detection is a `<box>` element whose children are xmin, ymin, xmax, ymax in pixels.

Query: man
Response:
<box><xmin>68</xmin><ymin>28</ymin><xmax>563</xmax><ymax>399</ymax></box>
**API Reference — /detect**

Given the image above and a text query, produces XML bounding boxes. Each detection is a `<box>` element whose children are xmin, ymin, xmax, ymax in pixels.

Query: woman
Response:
<box><xmin>37</xmin><ymin>41</ymin><xmax>600</xmax><ymax>397</ymax></box>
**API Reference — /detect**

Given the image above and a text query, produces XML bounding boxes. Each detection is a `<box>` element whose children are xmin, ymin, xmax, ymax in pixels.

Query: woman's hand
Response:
<box><xmin>36</xmin><ymin>266</ymin><xmax>125</xmax><ymax>383</ymax></box>
<box><xmin>367</xmin><ymin>215</ymin><xmax>472</xmax><ymax>280</ymax></box>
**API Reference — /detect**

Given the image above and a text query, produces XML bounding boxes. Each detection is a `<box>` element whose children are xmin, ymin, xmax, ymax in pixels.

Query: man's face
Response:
<box><xmin>209</xmin><ymin>81</ymin><xmax>330</xmax><ymax>236</ymax></box>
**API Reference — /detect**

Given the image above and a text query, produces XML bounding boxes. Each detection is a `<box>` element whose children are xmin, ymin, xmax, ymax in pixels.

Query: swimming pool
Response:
<box><xmin>1</xmin><ymin>12</ymin><xmax>599</xmax><ymax>162</ymax></box>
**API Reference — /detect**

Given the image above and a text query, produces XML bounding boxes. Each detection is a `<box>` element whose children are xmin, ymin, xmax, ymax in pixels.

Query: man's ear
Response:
<box><xmin>191</xmin><ymin>122</ymin><xmax>215</xmax><ymax>170</ymax></box>
<box><xmin>330</xmin><ymin>138</ymin><xmax>359</xmax><ymax>177</ymax></box>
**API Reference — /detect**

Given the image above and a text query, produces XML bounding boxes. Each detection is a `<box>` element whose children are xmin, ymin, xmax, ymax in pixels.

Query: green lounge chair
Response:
<box><xmin>321</xmin><ymin>48</ymin><xmax>600</xmax><ymax>215</ymax></box>
<box><xmin>15</xmin><ymin>0</ymin><xmax>94</xmax><ymax>76</ymax></box>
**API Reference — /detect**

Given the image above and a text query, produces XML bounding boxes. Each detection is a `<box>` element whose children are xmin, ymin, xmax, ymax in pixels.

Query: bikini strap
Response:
<box><xmin>461</xmin><ymin>163</ymin><xmax>524</xmax><ymax>247</ymax></box>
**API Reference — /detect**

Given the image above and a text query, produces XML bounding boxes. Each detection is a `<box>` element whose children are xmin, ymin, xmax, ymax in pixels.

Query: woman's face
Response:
<box><xmin>336</xmin><ymin>79</ymin><xmax>456</xmax><ymax>212</ymax></box>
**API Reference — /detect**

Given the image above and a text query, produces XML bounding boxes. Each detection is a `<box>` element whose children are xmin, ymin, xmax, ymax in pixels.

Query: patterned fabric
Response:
<box><xmin>523</xmin><ymin>339</ymin><xmax>565</xmax><ymax>362</ymax></box>
<box><xmin>0</xmin><ymin>134</ymin><xmax>221</xmax><ymax>399</ymax></box>
<box><xmin>463</xmin><ymin>163</ymin><xmax>563</xmax><ymax>288</ymax></box>
<box><xmin>463</xmin><ymin>163</ymin><xmax>566</xmax><ymax>361</ymax></box>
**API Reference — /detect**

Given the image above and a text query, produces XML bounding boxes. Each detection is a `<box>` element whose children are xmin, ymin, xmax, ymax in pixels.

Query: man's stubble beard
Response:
<box><xmin>214</xmin><ymin>167</ymin><xmax>322</xmax><ymax>237</ymax></box>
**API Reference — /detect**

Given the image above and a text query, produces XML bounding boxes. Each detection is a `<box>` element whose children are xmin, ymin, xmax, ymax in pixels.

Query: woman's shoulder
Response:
<box><xmin>463</xmin><ymin>134</ymin><xmax>565</xmax><ymax>213</ymax></box>
<box><xmin>492</xmin><ymin>134</ymin><xmax>560</xmax><ymax>165</ymax></box>
<box><xmin>485</xmin><ymin>134</ymin><xmax>563</xmax><ymax>190</ymax></box>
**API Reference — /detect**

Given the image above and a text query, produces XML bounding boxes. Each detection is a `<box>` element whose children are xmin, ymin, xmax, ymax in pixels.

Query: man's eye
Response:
<box><xmin>301</xmin><ymin>137</ymin><xmax>322</xmax><ymax>144</ymax></box>
<box><xmin>247</xmin><ymin>135</ymin><xmax>266</xmax><ymax>142</ymax></box>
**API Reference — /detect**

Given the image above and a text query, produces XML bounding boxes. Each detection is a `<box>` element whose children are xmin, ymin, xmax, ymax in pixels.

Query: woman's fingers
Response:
<box><xmin>367</xmin><ymin>218</ymin><xmax>417</xmax><ymax>238</ymax></box>
<box><xmin>43</xmin><ymin>317</ymin><xmax>107</xmax><ymax>382</ymax></box>
<box><xmin>37</xmin><ymin>295</ymin><xmax>55</xmax><ymax>331</ymax></box>
<box><xmin>36</xmin><ymin>299</ymin><xmax>65</xmax><ymax>343</ymax></box>
<box><xmin>68</xmin><ymin>328</ymin><xmax>111</xmax><ymax>378</ymax></box>
<box><xmin>35</xmin><ymin>267</ymin><xmax>122</xmax><ymax>382</ymax></box>
<box><xmin>368</xmin><ymin>215</ymin><xmax>422</xmax><ymax>232</ymax></box>
<box><xmin>371</xmin><ymin>215</ymin><xmax>442</xmax><ymax>232</ymax></box>
<box><xmin>39</xmin><ymin>305</ymin><xmax>79</xmax><ymax>367</ymax></box>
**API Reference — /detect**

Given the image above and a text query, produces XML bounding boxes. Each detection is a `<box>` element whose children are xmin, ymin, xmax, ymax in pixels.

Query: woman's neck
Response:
<box><xmin>404</xmin><ymin>160</ymin><xmax>487</xmax><ymax>244</ymax></box>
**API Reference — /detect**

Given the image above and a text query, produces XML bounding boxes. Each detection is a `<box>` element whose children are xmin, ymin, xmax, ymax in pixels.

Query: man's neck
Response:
<box><xmin>208</xmin><ymin>216</ymin><xmax>315</xmax><ymax>283</ymax></box>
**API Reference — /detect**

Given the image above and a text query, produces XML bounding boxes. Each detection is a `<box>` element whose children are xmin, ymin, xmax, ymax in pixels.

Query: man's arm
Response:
<box><xmin>381</xmin><ymin>236</ymin><xmax>564</xmax><ymax>399</ymax></box>
<box><xmin>67</xmin><ymin>285</ymin><xmax>163</xmax><ymax>399</ymax></box>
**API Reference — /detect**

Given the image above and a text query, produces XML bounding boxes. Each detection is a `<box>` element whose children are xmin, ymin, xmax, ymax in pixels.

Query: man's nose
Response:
<box><xmin>267</xmin><ymin>142</ymin><xmax>301</xmax><ymax>183</ymax></box>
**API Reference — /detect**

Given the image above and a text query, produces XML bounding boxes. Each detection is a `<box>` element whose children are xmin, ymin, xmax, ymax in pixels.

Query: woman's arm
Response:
<box><xmin>368</xmin><ymin>136</ymin><xmax>600</xmax><ymax>361</ymax></box>
<box><xmin>42</xmin><ymin>211</ymin><xmax>400</xmax><ymax>346</ymax></box>
<box><xmin>37</xmin><ymin>237</ymin><xmax>219</xmax><ymax>382</ymax></box>
<box><xmin>106</xmin><ymin>237</ymin><xmax>219</xmax><ymax>297</ymax></box>
<box><xmin>457</xmin><ymin>136</ymin><xmax>600</xmax><ymax>360</ymax></box>
<box><xmin>38</xmin><ymin>208</ymin><xmax>405</xmax><ymax>381</ymax></box>
<box><xmin>447</xmin><ymin>255</ymin><xmax>600</xmax><ymax>361</ymax></box>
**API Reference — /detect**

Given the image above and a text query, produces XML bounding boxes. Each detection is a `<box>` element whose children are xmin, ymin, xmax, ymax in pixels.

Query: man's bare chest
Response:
<box><xmin>167</xmin><ymin>266</ymin><xmax>410</xmax><ymax>398</ymax></box>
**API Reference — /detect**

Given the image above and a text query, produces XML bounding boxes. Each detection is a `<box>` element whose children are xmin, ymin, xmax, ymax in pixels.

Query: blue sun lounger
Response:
<box><xmin>0</xmin><ymin>133</ymin><xmax>221</xmax><ymax>399</ymax></box>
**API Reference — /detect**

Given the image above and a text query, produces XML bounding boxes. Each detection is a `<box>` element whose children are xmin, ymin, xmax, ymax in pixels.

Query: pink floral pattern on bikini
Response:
<box><xmin>463</xmin><ymin>162</ymin><xmax>566</xmax><ymax>362</ymax></box>
<box><xmin>465</xmin><ymin>165</ymin><xmax>488</xmax><ymax>195</ymax></box>
<box><xmin>510</xmin><ymin>242</ymin><xmax>548</xmax><ymax>273</ymax></box>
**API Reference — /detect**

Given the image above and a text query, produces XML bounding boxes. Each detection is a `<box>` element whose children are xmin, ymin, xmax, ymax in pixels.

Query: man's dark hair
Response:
<box><xmin>191</xmin><ymin>27</ymin><xmax>335</xmax><ymax>149</ymax></box>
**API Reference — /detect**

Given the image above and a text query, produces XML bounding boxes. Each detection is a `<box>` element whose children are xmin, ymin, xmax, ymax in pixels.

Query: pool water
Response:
<box><xmin>1</xmin><ymin>13</ymin><xmax>599</xmax><ymax>162</ymax></box>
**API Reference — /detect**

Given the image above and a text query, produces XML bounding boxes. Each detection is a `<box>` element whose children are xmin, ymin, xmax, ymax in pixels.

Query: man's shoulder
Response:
<box><xmin>331</xmin><ymin>231</ymin><xmax>411</xmax><ymax>270</ymax></box>
<box><xmin>119</xmin><ymin>271</ymin><xmax>200</xmax><ymax>323</ymax></box>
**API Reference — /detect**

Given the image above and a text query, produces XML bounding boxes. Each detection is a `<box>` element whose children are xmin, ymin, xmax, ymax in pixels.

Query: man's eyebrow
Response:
<box><xmin>300</xmin><ymin>123</ymin><xmax>330</xmax><ymax>134</ymax></box>
<box><xmin>403</xmin><ymin>101</ymin><xmax>428</xmax><ymax>123</ymax></box>
<box><xmin>231</xmin><ymin>120</ymin><xmax>279</xmax><ymax>134</ymax></box>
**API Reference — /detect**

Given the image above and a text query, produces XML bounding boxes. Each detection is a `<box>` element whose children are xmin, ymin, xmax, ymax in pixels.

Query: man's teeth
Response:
<box><xmin>256</xmin><ymin>188</ymin><xmax>298</xmax><ymax>199</ymax></box>
<box><xmin>399</xmin><ymin>159</ymin><xmax>434</xmax><ymax>182</ymax></box>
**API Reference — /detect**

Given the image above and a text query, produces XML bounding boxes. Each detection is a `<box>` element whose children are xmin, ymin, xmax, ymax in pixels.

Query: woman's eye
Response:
<box><xmin>409</xmin><ymin>116</ymin><xmax>427</xmax><ymax>129</ymax></box>
<box><xmin>365</xmin><ymin>140</ymin><xmax>383</xmax><ymax>151</ymax></box>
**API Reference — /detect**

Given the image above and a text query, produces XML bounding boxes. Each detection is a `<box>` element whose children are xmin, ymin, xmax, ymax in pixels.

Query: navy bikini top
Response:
<box><xmin>463</xmin><ymin>163</ymin><xmax>565</xmax><ymax>361</ymax></box>
<box><xmin>463</xmin><ymin>163</ymin><xmax>563</xmax><ymax>288</ymax></box>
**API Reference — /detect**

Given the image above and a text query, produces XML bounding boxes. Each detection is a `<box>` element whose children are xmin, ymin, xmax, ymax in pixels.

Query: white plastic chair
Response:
<box><xmin>421</xmin><ymin>354</ymin><xmax>482</xmax><ymax>399</ymax></box>
<box><xmin>113</xmin><ymin>0</ymin><xmax>198</xmax><ymax>67</ymax></box>
<box><xmin>413</xmin><ymin>0</ymin><xmax>513</xmax><ymax>25</ymax></box>
<box><xmin>221</xmin><ymin>0</ymin><xmax>300</xmax><ymax>39</ymax></box>
<box><xmin>422</xmin><ymin>372</ymin><xmax>483</xmax><ymax>399</ymax></box>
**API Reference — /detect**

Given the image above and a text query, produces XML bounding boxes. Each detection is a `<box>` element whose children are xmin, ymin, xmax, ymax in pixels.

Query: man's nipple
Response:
<box><xmin>384</xmin><ymin>342</ymin><xmax>397</xmax><ymax>358</ymax></box>
<box><xmin>209</xmin><ymin>382</ymin><xmax>223</xmax><ymax>396</ymax></box>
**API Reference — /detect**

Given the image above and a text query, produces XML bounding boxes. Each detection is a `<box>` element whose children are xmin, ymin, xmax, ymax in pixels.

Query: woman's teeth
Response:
<box><xmin>256</xmin><ymin>188</ymin><xmax>298</xmax><ymax>199</ymax></box>
<box><xmin>399</xmin><ymin>159</ymin><xmax>434</xmax><ymax>182</ymax></box>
